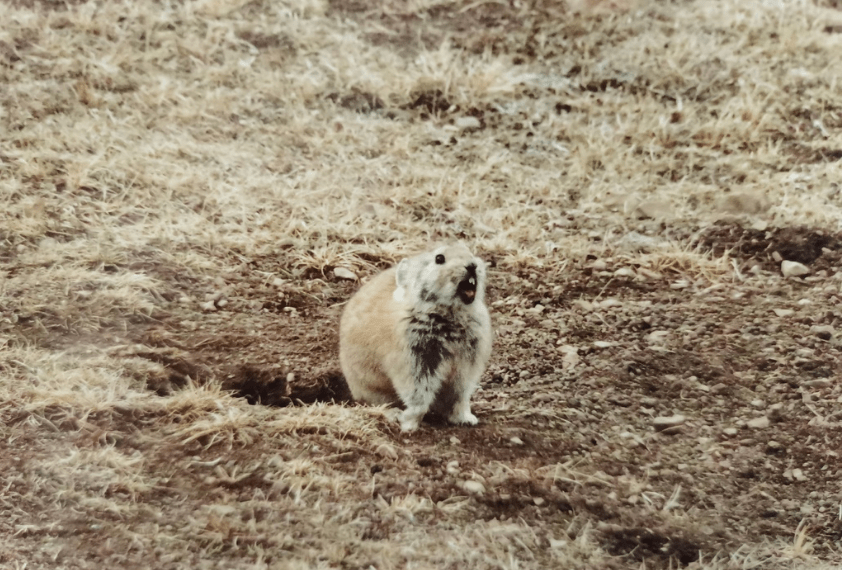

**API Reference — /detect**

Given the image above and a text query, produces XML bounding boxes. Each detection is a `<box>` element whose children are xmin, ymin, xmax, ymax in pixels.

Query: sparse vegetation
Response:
<box><xmin>2</xmin><ymin>0</ymin><xmax>842</xmax><ymax>567</ymax></box>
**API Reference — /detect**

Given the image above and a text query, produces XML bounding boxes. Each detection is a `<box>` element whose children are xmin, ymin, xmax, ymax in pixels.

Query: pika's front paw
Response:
<box><xmin>399</xmin><ymin>410</ymin><xmax>422</xmax><ymax>432</ymax></box>
<box><xmin>448</xmin><ymin>410</ymin><xmax>478</xmax><ymax>426</ymax></box>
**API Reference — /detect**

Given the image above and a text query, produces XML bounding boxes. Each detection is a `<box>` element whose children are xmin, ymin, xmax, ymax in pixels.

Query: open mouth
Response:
<box><xmin>456</xmin><ymin>274</ymin><xmax>477</xmax><ymax>305</ymax></box>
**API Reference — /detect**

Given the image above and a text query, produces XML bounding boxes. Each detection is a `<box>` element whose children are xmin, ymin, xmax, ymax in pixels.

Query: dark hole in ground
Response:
<box><xmin>474</xmin><ymin>478</ymin><xmax>574</xmax><ymax>521</ymax></box>
<box><xmin>286</xmin><ymin>369</ymin><xmax>354</xmax><ymax>405</ymax></box>
<box><xmin>221</xmin><ymin>366</ymin><xmax>353</xmax><ymax>407</ymax></box>
<box><xmin>697</xmin><ymin>224</ymin><xmax>842</xmax><ymax>270</ymax></box>
<box><xmin>621</xmin><ymin>351</ymin><xmax>724</xmax><ymax>391</ymax></box>
<box><xmin>326</xmin><ymin>89</ymin><xmax>384</xmax><ymax>114</ymax></box>
<box><xmin>139</xmin><ymin>350</ymin><xmax>213</xmax><ymax>395</ymax></box>
<box><xmin>603</xmin><ymin>527</ymin><xmax>702</xmax><ymax>566</ymax></box>
<box><xmin>219</xmin><ymin>364</ymin><xmax>290</xmax><ymax>407</ymax></box>
<box><xmin>138</xmin><ymin>347</ymin><xmax>353</xmax><ymax>407</ymax></box>
<box><xmin>405</xmin><ymin>88</ymin><xmax>451</xmax><ymax>115</ymax></box>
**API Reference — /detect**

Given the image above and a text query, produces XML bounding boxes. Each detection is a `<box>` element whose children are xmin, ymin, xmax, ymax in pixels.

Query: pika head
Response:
<box><xmin>393</xmin><ymin>243</ymin><xmax>487</xmax><ymax>308</ymax></box>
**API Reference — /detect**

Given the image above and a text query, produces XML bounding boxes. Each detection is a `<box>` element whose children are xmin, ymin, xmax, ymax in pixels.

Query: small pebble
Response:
<box><xmin>455</xmin><ymin>116</ymin><xmax>481</xmax><ymax>130</ymax></box>
<box><xmin>653</xmin><ymin>414</ymin><xmax>685</xmax><ymax>430</ymax></box>
<box><xmin>333</xmin><ymin>267</ymin><xmax>357</xmax><ymax>281</ymax></box>
<box><xmin>461</xmin><ymin>480</ymin><xmax>485</xmax><ymax>494</ymax></box>
<box><xmin>803</xmin><ymin>378</ymin><xmax>832</xmax><ymax>388</ymax></box>
<box><xmin>723</xmin><ymin>427</ymin><xmax>738</xmax><ymax>436</ymax></box>
<box><xmin>747</xmin><ymin>416</ymin><xmax>770</xmax><ymax>429</ymax></box>
<box><xmin>449</xmin><ymin>436</ymin><xmax>461</xmax><ymax>445</ymax></box>
<box><xmin>773</xmin><ymin>308</ymin><xmax>794</xmax><ymax>317</ymax></box>
<box><xmin>375</xmin><ymin>443</ymin><xmax>399</xmax><ymax>459</ymax></box>
<box><xmin>781</xmin><ymin>260</ymin><xmax>809</xmax><ymax>277</ymax></box>
<box><xmin>200</xmin><ymin>300</ymin><xmax>217</xmax><ymax>312</ymax></box>
<box><xmin>809</xmin><ymin>324</ymin><xmax>834</xmax><ymax>340</ymax></box>
<box><xmin>646</xmin><ymin>331</ymin><xmax>669</xmax><ymax>345</ymax></box>
<box><xmin>635</xmin><ymin>198</ymin><xmax>672</xmax><ymax>219</ymax></box>
<box><xmin>767</xmin><ymin>403</ymin><xmax>785</xmax><ymax>420</ymax></box>
<box><xmin>509</xmin><ymin>436</ymin><xmax>524</xmax><ymax>446</ymax></box>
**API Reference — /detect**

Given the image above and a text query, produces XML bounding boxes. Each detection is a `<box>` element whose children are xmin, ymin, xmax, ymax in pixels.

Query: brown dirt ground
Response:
<box><xmin>3</xmin><ymin>0</ymin><xmax>842</xmax><ymax>568</ymax></box>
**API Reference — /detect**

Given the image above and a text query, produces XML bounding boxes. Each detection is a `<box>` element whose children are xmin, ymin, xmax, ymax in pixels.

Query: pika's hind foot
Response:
<box><xmin>447</xmin><ymin>400</ymin><xmax>478</xmax><ymax>426</ymax></box>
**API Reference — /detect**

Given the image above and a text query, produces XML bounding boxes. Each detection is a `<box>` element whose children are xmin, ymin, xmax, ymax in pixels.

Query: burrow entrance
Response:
<box><xmin>136</xmin><ymin>348</ymin><xmax>353</xmax><ymax>407</ymax></box>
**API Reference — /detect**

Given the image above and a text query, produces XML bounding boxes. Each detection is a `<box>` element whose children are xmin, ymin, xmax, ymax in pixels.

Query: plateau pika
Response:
<box><xmin>339</xmin><ymin>244</ymin><xmax>492</xmax><ymax>432</ymax></box>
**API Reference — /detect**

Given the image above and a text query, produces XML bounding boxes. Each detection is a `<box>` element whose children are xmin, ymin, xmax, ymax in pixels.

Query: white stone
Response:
<box><xmin>634</xmin><ymin>198</ymin><xmax>672</xmax><ymax>219</ymax></box>
<box><xmin>653</xmin><ymin>414</ymin><xmax>685</xmax><ymax>430</ymax></box>
<box><xmin>461</xmin><ymin>480</ymin><xmax>485</xmax><ymax>494</ymax></box>
<box><xmin>773</xmin><ymin>308</ymin><xmax>795</xmax><ymax>317</ymax></box>
<box><xmin>333</xmin><ymin>267</ymin><xmax>358</xmax><ymax>280</ymax></box>
<box><xmin>810</xmin><ymin>324</ymin><xmax>835</xmax><ymax>340</ymax></box>
<box><xmin>375</xmin><ymin>443</ymin><xmax>399</xmax><ymax>459</ymax></box>
<box><xmin>803</xmin><ymin>378</ymin><xmax>832</xmax><ymax>388</ymax></box>
<box><xmin>747</xmin><ymin>416</ymin><xmax>770</xmax><ymax>429</ymax></box>
<box><xmin>616</xmin><ymin>232</ymin><xmax>666</xmax><ymax>253</ymax></box>
<box><xmin>781</xmin><ymin>260</ymin><xmax>810</xmax><ymax>278</ymax></box>
<box><xmin>455</xmin><ymin>116</ymin><xmax>481</xmax><ymax>130</ymax></box>
<box><xmin>646</xmin><ymin>331</ymin><xmax>669</xmax><ymax>345</ymax></box>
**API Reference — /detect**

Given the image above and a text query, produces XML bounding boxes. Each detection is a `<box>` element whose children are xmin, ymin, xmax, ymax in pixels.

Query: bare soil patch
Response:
<box><xmin>3</xmin><ymin>0</ymin><xmax>842</xmax><ymax>568</ymax></box>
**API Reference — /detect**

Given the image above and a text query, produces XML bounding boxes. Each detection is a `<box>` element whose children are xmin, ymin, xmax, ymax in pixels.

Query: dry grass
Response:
<box><xmin>3</xmin><ymin>0</ymin><xmax>842</xmax><ymax>567</ymax></box>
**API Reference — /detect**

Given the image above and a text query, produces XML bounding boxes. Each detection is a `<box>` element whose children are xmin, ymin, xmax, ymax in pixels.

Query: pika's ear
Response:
<box><xmin>395</xmin><ymin>259</ymin><xmax>410</xmax><ymax>289</ymax></box>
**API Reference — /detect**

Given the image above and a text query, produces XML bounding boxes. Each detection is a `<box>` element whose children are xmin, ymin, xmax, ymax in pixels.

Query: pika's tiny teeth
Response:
<box><xmin>469</xmin><ymin>278</ymin><xmax>476</xmax><ymax>285</ymax></box>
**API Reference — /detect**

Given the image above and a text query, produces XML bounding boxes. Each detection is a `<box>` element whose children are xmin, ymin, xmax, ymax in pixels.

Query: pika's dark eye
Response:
<box><xmin>435</xmin><ymin>254</ymin><xmax>445</xmax><ymax>265</ymax></box>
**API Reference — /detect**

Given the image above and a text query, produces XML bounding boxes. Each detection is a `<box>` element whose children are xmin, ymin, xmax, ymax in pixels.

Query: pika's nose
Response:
<box><xmin>465</xmin><ymin>263</ymin><xmax>477</xmax><ymax>275</ymax></box>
